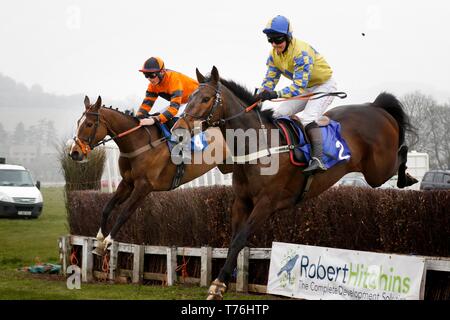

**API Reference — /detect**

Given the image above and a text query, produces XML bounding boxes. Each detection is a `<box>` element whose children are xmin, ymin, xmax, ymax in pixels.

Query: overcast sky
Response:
<box><xmin>1</xmin><ymin>0</ymin><xmax>450</xmax><ymax>129</ymax></box>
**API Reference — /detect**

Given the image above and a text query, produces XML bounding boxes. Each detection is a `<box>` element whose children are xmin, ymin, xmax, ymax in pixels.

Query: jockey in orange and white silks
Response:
<box><xmin>137</xmin><ymin>57</ymin><xmax>199</xmax><ymax>126</ymax></box>
<box><xmin>254</xmin><ymin>15</ymin><xmax>338</xmax><ymax>173</ymax></box>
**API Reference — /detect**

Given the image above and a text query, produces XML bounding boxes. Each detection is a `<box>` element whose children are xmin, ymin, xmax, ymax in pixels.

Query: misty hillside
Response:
<box><xmin>0</xmin><ymin>73</ymin><xmax>142</xmax><ymax>183</ymax></box>
<box><xmin>0</xmin><ymin>73</ymin><xmax>83</xmax><ymax>110</ymax></box>
<box><xmin>0</xmin><ymin>73</ymin><xmax>141</xmax><ymax>137</ymax></box>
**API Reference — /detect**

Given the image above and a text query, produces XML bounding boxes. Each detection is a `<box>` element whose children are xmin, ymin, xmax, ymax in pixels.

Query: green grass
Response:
<box><xmin>0</xmin><ymin>188</ymin><xmax>274</xmax><ymax>300</ymax></box>
<box><xmin>0</xmin><ymin>187</ymin><xmax>67</xmax><ymax>267</ymax></box>
<box><xmin>0</xmin><ymin>268</ymin><xmax>271</xmax><ymax>300</ymax></box>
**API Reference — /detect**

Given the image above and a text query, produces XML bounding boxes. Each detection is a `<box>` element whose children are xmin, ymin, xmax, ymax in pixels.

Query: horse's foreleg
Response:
<box><xmin>396</xmin><ymin>145</ymin><xmax>418</xmax><ymax>188</ymax></box>
<box><xmin>207</xmin><ymin>197</ymin><xmax>272</xmax><ymax>300</ymax></box>
<box><xmin>102</xmin><ymin>179</ymin><xmax>151</xmax><ymax>251</ymax></box>
<box><xmin>99</xmin><ymin>180</ymin><xmax>133</xmax><ymax>236</ymax></box>
<box><xmin>396</xmin><ymin>145</ymin><xmax>408</xmax><ymax>188</ymax></box>
<box><xmin>93</xmin><ymin>180</ymin><xmax>133</xmax><ymax>256</ymax></box>
<box><xmin>230</xmin><ymin>197</ymin><xmax>253</xmax><ymax>241</ymax></box>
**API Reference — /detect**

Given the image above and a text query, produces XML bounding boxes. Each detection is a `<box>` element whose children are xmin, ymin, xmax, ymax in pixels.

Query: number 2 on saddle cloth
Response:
<box><xmin>275</xmin><ymin>116</ymin><xmax>351</xmax><ymax>169</ymax></box>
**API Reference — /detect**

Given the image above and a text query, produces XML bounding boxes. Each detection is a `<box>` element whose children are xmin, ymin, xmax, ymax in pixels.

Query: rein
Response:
<box><xmin>74</xmin><ymin>109</ymin><xmax>166</xmax><ymax>157</ymax></box>
<box><xmin>92</xmin><ymin>124</ymin><xmax>143</xmax><ymax>148</ymax></box>
<box><xmin>178</xmin><ymin>84</ymin><xmax>347</xmax><ymax>163</ymax></box>
<box><xmin>181</xmin><ymin>84</ymin><xmax>347</xmax><ymax>133</ymax></box>
<box><xmin>214</xmin><ymin>91</ymin><xmax>348</xmax><ymax>126</ymax></box>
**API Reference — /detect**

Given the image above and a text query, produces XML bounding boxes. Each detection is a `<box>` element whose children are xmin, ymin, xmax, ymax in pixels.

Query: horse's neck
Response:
<box><xmin>223</xmin><ymin>92</ymin><xmax>273</xmax><ymax>132</ymax></box>
<box><xmin>101</xmin><ymin>108</ymin><xmax>153</xmax><ymax>152</ymax></box>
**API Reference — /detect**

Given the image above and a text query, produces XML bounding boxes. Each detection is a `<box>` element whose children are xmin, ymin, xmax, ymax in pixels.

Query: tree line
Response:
<box><xmin>402</xmin><ymin>91</ymin><xmax>450</xmax><ymax>170</ymax></box>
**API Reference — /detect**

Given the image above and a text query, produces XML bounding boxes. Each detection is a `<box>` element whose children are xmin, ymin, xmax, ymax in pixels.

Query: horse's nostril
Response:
<box><xmin>70</xmin><ymin>151</ymin><xmax>80</xmax><ymax>161</ymax></box>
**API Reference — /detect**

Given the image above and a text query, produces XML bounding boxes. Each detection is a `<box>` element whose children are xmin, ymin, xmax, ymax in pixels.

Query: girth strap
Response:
<box><xmin>119</xmin><ymin>145</ymin><xmax>152</xmax><ymax>158</ymax></box>
<box><xmin>170</xmin><ymin>163</ymin><xmax>186</xmax><ymax>190</ymax></box>
<box><xmin>298</xmin><ymin>174</ymin><xmax>314</xmax><ymax>202</ymax></box>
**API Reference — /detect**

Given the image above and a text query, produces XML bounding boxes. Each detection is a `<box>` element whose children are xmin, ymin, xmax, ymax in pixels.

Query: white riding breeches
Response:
<box><xmin>270</xmin><ymin>77</ymin><xmax>337</xmax><ymax>126</ymax></box>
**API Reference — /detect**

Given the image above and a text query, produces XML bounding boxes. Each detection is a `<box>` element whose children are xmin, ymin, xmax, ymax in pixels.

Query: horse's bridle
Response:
<box><xmin>179</xmin><ymin>81</ymin><xmax>267</xmax><ymax>139</ymax></box>
<box><xmin>74</xmin><ymin>108</ymin><xmax>104</xmax><ymax>156</ymax></box>
<box><xmin>180</xmin><ymin>82</ymin><xmax>224</xmax><ymax>134</ymax></box>
<box><xmin>74</xmin><ymin>107</ymin><xmax>165</xmax><ymax>157</ymax></box>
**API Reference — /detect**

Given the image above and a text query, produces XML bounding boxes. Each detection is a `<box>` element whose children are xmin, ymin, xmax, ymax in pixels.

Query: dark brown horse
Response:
<box><xmin>174</xmin><ymin>66</ymin><xmax>418</xmax><ymax>300</ymax></box>
<box><xmin>69</xmin><ymin>95</ymin><xmax>231</xmax><ymax>254</ymax></box>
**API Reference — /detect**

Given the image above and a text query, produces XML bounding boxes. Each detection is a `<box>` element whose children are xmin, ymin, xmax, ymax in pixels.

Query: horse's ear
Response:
<box><xmin>94</xmin><ymin>96</ymin><xmax>102</xmax><ymax>109</ymax></box>
<box><xmin>196</xmin><ymin>68</ymin><xmax>206</xmax><ymax>83</ymax></box>
<box><xmin>211</xmin><ymin>66</ymin><xmax>219</xmax><ymax>84</ymax></box>
<box><xmin>84</xmin><ymin>96</ymin><xmax>91</xmax><ymax>110</ymax></box>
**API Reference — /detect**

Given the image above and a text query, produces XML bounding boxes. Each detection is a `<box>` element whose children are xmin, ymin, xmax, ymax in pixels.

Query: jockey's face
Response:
<box><xmin>268</xmin><ymin>35</ymin><xmax>287</xmax><ymax>54</ymax></box>
<box><xmin>145</xmin><ymin>70</ymin><xmax>164</xmax><ymax>85</ymax></box>
<box><xmin>272</xmin><ymin>40</ymin><xmax>286</xmax><ymax>54</ymax></box>
<box><xmin>149</xmin><ymin>74</ymin><xmax>161</xmax><ymax>85</ymax></box>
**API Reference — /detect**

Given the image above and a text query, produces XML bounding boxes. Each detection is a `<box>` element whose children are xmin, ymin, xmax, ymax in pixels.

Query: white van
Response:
<box><xmin>0</xmin><ymin>163</ymin><xmax>43</xmax><ymax>218</ymax></box>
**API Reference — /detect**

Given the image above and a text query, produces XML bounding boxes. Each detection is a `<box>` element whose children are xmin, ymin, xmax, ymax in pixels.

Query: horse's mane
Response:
<box><xmin>101</xmin><ymin>105</ymin><xmax>140</xmax><ymax>123</ymax></box>
<box><xmin>204</xmin><ymin>75</ymin><xmax>275</xmax><ymax>121</ymax></box>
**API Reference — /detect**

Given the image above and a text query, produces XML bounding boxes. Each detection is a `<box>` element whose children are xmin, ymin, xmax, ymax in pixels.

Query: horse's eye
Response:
<box><xmin>86</xmin><ymin>122</ymin><xmax>93</xmax><ymax>128</ymax></box>
<box><xmin>202</xmin><ymin>97</ymin><xmax>210</xmax><ymax>104</ymax></box>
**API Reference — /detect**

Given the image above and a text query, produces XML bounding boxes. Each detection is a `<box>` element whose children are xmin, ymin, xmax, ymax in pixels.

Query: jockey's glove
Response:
<box><xmin>255</xmin><ymin>90</ymin><xmax>278</xmax><ymax>102</ymax></box>
<box><xmin>140</xmin><ymin>116</ymin><xmax>159</xmax><ymax>126</ymax></box>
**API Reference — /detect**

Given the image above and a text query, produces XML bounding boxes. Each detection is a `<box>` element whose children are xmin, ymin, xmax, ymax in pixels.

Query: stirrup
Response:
<box><xmin>303</xmin><ymin>157</ymin><xmax>327</xmax><ymax>173</ymax></box>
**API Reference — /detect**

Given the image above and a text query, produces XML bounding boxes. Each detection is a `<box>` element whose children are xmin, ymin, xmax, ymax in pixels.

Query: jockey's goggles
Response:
<box><xmin>267</xmin><ymin>36</ymin><xmax>286</xmax><ymax>45</ymax></box>
<box><xmin>144</xmin><ymin>72</ymin><xmax>159</xmax><ymax>79</ymax></box>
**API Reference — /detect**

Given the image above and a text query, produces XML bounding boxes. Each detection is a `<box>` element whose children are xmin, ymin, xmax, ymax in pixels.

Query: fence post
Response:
<box><xmin>166</xmin><ymin>246</ymin><xmax>177</xmax><ymax>286</ymax></box>
<box><xmin>420</xmin><ymin>262</ymin><xmax>428</xmax><ymax>300</ymax></box>
<box><xmin>59</xmin><ymin>235</ymin><xmax>70</xmax><ymax>275</ymax></box>
<box><xmin>105</xmin><ymin>151</ymin><xmax>113</xmax><ymax>193</ymax></box>
<box><xmin>132</xmin><ymin>245</ymin><xmax>145</xmax><ymax>284</ymax></box>
<box><xmin>201</xmin><ymin>246</ymin><xmax>212</xmax><ymax>287</ymax></box>
<box><xmin>109</xmin><ymin>240</ymin><xmax>118</xmax><ymax>282</ymax></box>
<box><xmin>81</xmin><ymin>237</ymin><xmax>93</xmax><ymax>282</ymax></box>
<box><xmin>236</xmin><ymin>247</ymin><xmax>249</xmax><ymax>293</ymax></box>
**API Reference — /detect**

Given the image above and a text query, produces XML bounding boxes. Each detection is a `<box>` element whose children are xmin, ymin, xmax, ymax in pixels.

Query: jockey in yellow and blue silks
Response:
<box><xmin>255</xmin><ymin>15</ymin><xmax>337</xmax><ymax>173</ymax></box>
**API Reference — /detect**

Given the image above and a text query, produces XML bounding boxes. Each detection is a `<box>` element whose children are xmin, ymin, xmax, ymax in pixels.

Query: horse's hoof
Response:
<box><xmin>405</xmin><ymin>173</ymin><xmax>418</xmax><ymax>186</ymax></box>
<box><xmin>206</xmin><ymin>279</ymin><xmax>227</xmax><ymax>300</ymax></box>
<box><xmin>206</xmin><ymin>292</ymin><xmax>223</xmax><ymax>300</ymax></box>
<box><xmin>92</xmin><ymin>247</ymin><xmax>106</xmax><ymax>256</ymax></box>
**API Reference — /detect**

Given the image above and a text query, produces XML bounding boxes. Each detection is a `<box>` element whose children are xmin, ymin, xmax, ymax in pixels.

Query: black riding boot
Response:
<box><xmin>303</xmin><ymin>122</ymin><xmax>327</xmax><ymax>173</ymax></box>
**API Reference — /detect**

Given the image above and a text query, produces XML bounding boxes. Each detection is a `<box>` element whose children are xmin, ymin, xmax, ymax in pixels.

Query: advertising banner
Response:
<box><xmin>267</xmin><ymin>242</ymin><xmax>425</xmax><ymax>300</ymax></box>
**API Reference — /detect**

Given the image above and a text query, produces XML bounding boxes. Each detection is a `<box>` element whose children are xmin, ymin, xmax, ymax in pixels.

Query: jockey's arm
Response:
<box><xmin>259</xmin><ymin>55</ymin><xmax>281</xmax><ymax>94</ymax></box>
<box><xmin>158</xmin><ymin>81</ymin><xmax>184</xmax><ymax>123</ymax></box>
<box><xmin>136</xmin><ymin>90</ymin><xmax>158</xmax><ymax>118</ymax></box>
<box><xmin>277</xmin><ymin>52</ymin><xmax>312</xmax><ymax>98</ymax></box>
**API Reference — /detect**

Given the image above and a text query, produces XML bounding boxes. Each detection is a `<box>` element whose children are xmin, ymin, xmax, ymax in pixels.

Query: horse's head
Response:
<box><xmin>69</xmin><ymin>96</ymin><xmax>108</xmax><ymax>161</ymax></box>
<box><xmin>175</xmin><ymin>66</ymin><xmax>224</xmax><ymax>133</ymax></box>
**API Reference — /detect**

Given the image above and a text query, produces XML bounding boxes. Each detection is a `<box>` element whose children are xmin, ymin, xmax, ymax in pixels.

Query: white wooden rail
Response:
<box><xmin>58</xmin><ymin>235</ymin><xmax>450</xmax><ymax>296</ymax></box>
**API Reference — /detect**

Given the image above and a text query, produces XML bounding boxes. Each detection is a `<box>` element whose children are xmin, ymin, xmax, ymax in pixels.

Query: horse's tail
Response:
<box><xmin>372</xmin><ymin>92</ymin><xmax>416</xmax><ymax>146</ymax></box>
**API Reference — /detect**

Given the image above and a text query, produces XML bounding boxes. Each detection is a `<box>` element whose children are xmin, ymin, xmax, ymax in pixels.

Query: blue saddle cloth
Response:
<box><xmin>276</xmin><ymin>116</ymin><xmax>351</xmax><ymax>169</ymax></box>
<box><xmin>156</xmin><ymin>119</ymin><xmax>209</xmax><ymax>152</ymax></box>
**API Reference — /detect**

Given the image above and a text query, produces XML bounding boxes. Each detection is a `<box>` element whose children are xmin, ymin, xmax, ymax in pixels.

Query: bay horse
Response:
<box><xmin>69</xmin><ymin>95</ymin><xmax>231</xmax><ymax>255</ymax></box>
<box><xmin>174</xmin><ymin>66</ymin><xmax>418</xmax><ymax>300</ymax></box>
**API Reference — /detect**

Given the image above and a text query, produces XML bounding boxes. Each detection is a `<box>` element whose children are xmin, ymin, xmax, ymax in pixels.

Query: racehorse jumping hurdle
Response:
<box><xmin>58</xmin><ymin>235</ymin><xmax>450</xmax><ymax>298</ymax></box>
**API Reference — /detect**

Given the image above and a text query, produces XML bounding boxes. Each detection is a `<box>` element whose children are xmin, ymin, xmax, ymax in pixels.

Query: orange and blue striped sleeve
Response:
<box><xmin>137</xmin><ymin>88</ymin><xmax>158</xmax><ymax>117</ymax></box>
<box><xmin>159</xmin><ymin>78</ymin><xmax>183</xmax><ymax>123</ymax></box>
